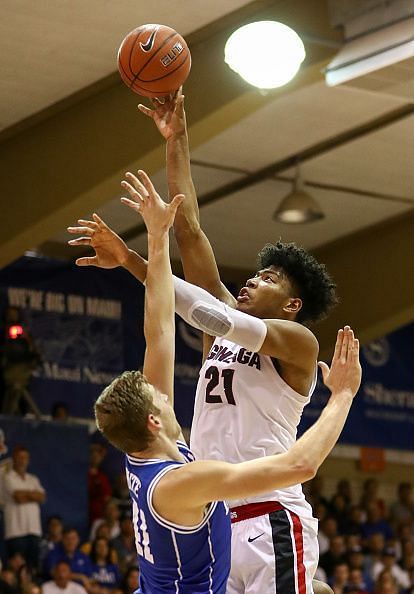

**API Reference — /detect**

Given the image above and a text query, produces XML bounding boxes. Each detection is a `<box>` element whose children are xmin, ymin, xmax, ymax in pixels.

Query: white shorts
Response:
<box><xmin>227</xmin><ymin>507</ymin><xmax>319</xmax><ymax>594</ymax></box>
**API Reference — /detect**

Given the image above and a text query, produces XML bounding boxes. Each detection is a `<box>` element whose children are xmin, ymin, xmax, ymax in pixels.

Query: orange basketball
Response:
<box><xmin>117</xmin><ymin>24</ymin><xmax>191</xmax><ymax>98</ymax></box>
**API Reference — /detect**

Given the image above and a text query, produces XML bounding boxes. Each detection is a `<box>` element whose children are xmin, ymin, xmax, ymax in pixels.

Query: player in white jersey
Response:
<box><xmin>69</xmin><ymin>170</ymin><xmax>361</xmax><ymax>594</ymax></box>
<box><xmin>133</xmin><ymin>91</ymin><xmax>339</xmax><ymax>594</ymax></box>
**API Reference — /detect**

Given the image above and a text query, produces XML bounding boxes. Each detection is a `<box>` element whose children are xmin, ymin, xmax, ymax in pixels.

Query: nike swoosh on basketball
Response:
<box><xmin>247</xmin><ymin>533</ymin><xmax>265</xmax><ymax>543</ymax></box>
<box><xmin>140</xmin><ymin>28</ymin><xmax>159</xmax><ymax>52</ymax></box>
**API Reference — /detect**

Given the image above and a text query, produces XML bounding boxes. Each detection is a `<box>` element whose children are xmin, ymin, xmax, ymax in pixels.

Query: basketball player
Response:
<box><xmin>86</xmin><ymin>170</ymin><xmax>360</xmax><ymax>594</ymax></box>
<box><xmin>135</xmin><ymin>91</ymin><xmax>339</xmax><ymax>594</ymax></box>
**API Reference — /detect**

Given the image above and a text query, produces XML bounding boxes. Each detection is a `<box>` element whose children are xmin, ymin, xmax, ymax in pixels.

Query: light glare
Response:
<box><xmin>224</xmin><ymin>21</ymin><xmax>306</xmax><ymax>89</ymax></box>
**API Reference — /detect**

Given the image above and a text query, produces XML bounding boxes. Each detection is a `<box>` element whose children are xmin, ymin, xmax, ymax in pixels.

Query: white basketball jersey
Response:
<box><xmin>190</xmin><ymin>337</ymin><xmax>317</xmax><ymax>518</ymax></box>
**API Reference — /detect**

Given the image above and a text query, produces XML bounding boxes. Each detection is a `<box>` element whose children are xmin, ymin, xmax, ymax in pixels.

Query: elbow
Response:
<box><xmin>305</xmin><ymin>464</ymin><xmax>318</xmax><ymax>482</ymax></box>
<box><xmin>294</xmin><ymin>459</ymin><xmax>317</xmax><ymax>483</ymax></box>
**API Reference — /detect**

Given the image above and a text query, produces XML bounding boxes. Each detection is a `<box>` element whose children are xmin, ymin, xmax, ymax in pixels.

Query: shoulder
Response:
<box><xmin>29</xmin><ymin>472</ymin><xmax>44</xmax><ymax>487</ymax></box>
<box><xmin>70</xmin><ymin>582</ymin><xmax>88</xmax><ymax>594</ymax></box>
<box><xmin>4</xmin><ymin>470</ymin><xmax>18</xmax><ymax>484</ymax></box>
<box><xmin>78</xmin><ymin>550</ymin><xmax>91</xmax><ymax>561</ymax></box>
<box><xmin>263</xmin><ymin>319</ymin><xmax>319</xmax><ymax>366</ymax></box>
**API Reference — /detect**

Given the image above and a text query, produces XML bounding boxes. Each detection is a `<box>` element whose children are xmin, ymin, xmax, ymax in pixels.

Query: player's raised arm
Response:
<box><xmin>153</xmin><ymin>326</ymin><xmax>361</xmax><ymax>517</ymax></box>
<box><xmin>138</xmin><ymin>91</ymin><xmax>236</xmax><ymax>307</ymax></box>
<box><xmin>120</xmin><ymin>170</ymin><xmax>184</xmax><ymax>404</ymax></box>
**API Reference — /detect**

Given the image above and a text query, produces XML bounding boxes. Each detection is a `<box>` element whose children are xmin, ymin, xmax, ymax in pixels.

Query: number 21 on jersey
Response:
<box><xmin>205</xmin><ymin>365</ymin><xmax>236</xmax><ymax>405</ymax></box>
<box><xmin>132</xmin><ymin>500</ymin><xmax>154</xmax><ymax>563</ymax></box>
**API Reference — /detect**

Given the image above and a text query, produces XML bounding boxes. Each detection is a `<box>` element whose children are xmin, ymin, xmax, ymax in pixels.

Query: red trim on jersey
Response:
<box><xmin>230</xmin><ymin>501</ymin><xmax>283</xmax><ymax>523</ymax></box>
<box><xmin>289</xmin><ymin>510</ymin><xmax>306</xmax><ymax>594</ymax></box>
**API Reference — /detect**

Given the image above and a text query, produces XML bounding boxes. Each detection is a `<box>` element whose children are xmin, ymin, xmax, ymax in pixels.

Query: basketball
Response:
<box><xmin>117</xmin><ymin>24</ymin><xmax>191</xmax><ymax>98</ymax></box>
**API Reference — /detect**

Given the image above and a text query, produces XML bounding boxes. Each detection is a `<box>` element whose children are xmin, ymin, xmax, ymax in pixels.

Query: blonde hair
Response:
<box><xmin>95</xmin><ymin>370</ymin><xmax>160</xmax><ymax>453</ymax></box>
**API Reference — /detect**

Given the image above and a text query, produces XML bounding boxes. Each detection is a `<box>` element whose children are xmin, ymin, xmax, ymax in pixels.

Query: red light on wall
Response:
<box><xmin>8</xmin><ymin>325</ymin><xmax>24</xmax><ymax>339</ymax></box>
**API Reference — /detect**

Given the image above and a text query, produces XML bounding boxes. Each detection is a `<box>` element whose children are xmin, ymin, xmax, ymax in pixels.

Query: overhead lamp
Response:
<box><xmin>273</xmin><ymin>168</ymin><xmax>324</xmax><ymax>224</ymax></box>
<box><xmin>224</xmin><ymin>21</ymin><xmax>306</xmax><ymax>89</ymax></box>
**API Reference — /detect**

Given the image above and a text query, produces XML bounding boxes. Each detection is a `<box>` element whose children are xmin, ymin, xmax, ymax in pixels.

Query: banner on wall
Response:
<box><xmin>299</xmin><ymin>322</ymin><xmax>414</xmax><ymax>451</ymax></box>
<box><xmin>0</xmin><ymin>256</ymin><xmax>204</xmax><ymax>427</ymax></box>
<box><xmin>0</xmin><ymin>256</ymin><xmax>144</xmax><ymax>418</ymax></box>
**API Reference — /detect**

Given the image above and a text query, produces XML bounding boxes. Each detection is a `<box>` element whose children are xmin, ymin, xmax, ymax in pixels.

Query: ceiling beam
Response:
<box><xmin>0</xmin><ymin>0</ymin><xmax>338</xmax><ymax>267</ymax></box>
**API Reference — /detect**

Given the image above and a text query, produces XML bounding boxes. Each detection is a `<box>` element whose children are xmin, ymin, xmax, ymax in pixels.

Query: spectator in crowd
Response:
<box><xmin>0</xmin><ymin>569</ymin><xmax>18</xmax><ymax>594</ymax></box>
<box><xmin>348</xmin><ymin>568</ymin><xmax>370</xmax><ymax>594</ymax></box>
<box><xmin>3</xmin><ymin>446</ymin><xmax>46</xmax><ymax>570</ymax></box>
<box><xmin>89</xmin><ymin>538</ymin><xmax>120</xmax><ymax>591</ymax></box>
<box><xmin>81</xmin><ymin>524</ymin><xmax>114</xmax><ymax>558</ymax></box>
<box><xmin>360</xmin><ymin>479</ymin><xmax>387</xmax><ymax>519</ymax></box>
<box><xmin>111</xmin><ymin>475</ymin><xmax>130</xmax><ymax>520</ymax></box>
<box><xmin>50</xmin><ymin>403</ymin><xmax>69</xmax><ymax>422</ymax></box>
<box><xmin>39</xmin><ymin>517</ymin><xmax>63</xmax><ymax>565</ymax></box>
<box><xmin>6</xmin><ymin>552</ymin><xmax>26</xmax><ymax>576</ymax></box>
<box><xmin>44</xmin><ymin>529</ymin><xmax>92</xmax><ymax>588</ymax></box>
<box><xmin>347</xmin><ymin>545</ymin><xmax>374</xmax><ymax>591</ymax></box>
<box><xmin>372</xmin><ymin>548</ymin><xmax>410</xmax><ymax>591</ymax></box>
<box><xmin>365</xmin><ymin>533</ymin><xmax>386</xmax><ymax>578</ymax></box>
<box><xmin>390</xmin><ymin>484</ymin><xmax>414</xmax><ymax>528</ymax></box>
<box><xmin>110</xmin><ymin>519</ymin><xmax>135</xmax><ymax>575</ymax></box>
<box><xmin>90</xmin><ymin>502</ymin><xmax>120</xmax><ymax>542</ymax></box>
<box><xmin>401</xmin><ymin>548</ymin><xmax>414</xmax><ymax>573</ymax></box>
<box><xmin>344</xmin><ymin>506</ymin><xmax>365</xmax><ymax>537</ymax></box>
<box><xmin>336</xmin><ymin>479</ymin><xmax>353</xmax><ymax>508</ymax></box>
<box><xmin>42</xmin><ymin>562</ymin><xmax>87</xmax><ymax>594</ymax></box>
<box><xmin>396</xmin><ymin>524</ymin><xmax>414</xmax><ymax>556</ymax></box>
<box><xmin>347</xmin><ymin>534</ymin><xmax>363</xmax><ymax>548</ymax></box>
<box><xmin>319</xmin><ymin>517</ymin><xmax>339</xmax><ymax>555</ymax></box>
<box><xmin>374</xmin><ymin>569</ymin><xmax>399</xmax><ymax>594</ymax></box>
<box><xmin>17</xmin><ymin>563</ymin><xmax>39</xmax><ymax>594</ymax></box>
<box><xmin>343</xmin><ymin>587</ymin><xmax>362</xmax><ymax>594</ymax></box>
<box><xmin>116</xmin><ymin>567</ymin><xmax>139</xmax><ymax>594</ymax></box>
<box><xmin>320</xmin><ymin>536</ymin><xmax>348</xmax><ymax>578</ymax></box>
<box><xmin>331</xmin><ymin>494</ymin><xmax>350</xmax><ymax>534</ymax></box>
<box><xmin>88</xmin><ymin>445</ymin><xmax>112</xmax><ymax>526</ymax></box>
<box><xmin>330</xmin><ymin>562</ymin><xmax>350</xmax><ymax>594</ymax></box>
<box><xmin>361</xmin><ymin>503</ymin><xmax>393</xmax><ymax>543</ymax></box>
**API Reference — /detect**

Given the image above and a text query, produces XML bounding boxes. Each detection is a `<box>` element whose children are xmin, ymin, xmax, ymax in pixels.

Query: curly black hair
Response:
<box><xmin>257</xmin><ymin>241</ymin><xmax>338</xmax><ymax>325</ymax></box>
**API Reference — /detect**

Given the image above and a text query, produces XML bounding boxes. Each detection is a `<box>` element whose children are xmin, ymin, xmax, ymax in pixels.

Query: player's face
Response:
<box><xmin>151</xmin><ymin>387</ymin><xmax>181</xmax><ymax>441</ymax></box>
<box><xmin>236</xmin><ymin>266</ymin><xmax>296</xmax><ymax>319</ymax></box>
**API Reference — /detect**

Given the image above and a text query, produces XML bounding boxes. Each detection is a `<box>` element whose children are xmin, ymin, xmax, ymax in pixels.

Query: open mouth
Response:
<box><xmin>237</xmin><ymin>288</ymin><xmax>250</xmax><ymax>302</ymax></box>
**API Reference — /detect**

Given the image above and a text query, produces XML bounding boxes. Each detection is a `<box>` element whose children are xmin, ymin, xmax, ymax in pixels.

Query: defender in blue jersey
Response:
<box><xmin>70</xmin><ymin>171</ymin><xmax>361</xmax><ymax>594</ymax></box>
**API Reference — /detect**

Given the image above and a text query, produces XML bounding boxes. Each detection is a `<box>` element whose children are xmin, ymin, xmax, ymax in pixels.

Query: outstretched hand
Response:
<box><xmin>319</xmin><ymin>326</ymin><xmax>361</xmax><ymax>398</ymax></box>
<box><xmin>138</xmin><ymin>88</ymin><xmax>186</xmax><ymax>140</ymax></box>
<box><xmin>121</xmin><ymin>169</ymin><xmax>184</xmax><ymax>237</ymax></box>
<box><xmin>67</xmin><ymin>214</ymin><xmax>129</xmax><ymax>268</ymax></box>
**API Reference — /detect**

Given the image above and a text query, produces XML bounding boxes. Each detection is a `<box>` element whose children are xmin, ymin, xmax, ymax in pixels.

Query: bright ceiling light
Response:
<box><xmin>224</xmin><ymin>21</ymin><xmax>306</xmax><ymax>89</ymax></box>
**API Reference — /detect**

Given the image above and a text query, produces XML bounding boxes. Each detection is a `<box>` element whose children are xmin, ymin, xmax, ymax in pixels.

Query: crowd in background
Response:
<box><xmin>304</xmin><ymin>476</ymin><xmax>414</xmax><ymax>594</ymax></box>
<box><xmin>1</xmin><ymin>436</ymin><xmax>414</xmax><ymax>594</ymax></box>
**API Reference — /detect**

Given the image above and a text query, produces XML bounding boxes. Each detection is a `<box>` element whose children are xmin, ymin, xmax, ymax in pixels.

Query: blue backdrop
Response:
<box><xmin>0</xmin><ymin>256</ymin><xmax>203</xmax><ymax>428</ymax></box>
<box><xmin>298</xmin><ymin>323</ymin><xmax>414</xmax><ymax>450</ymax></box>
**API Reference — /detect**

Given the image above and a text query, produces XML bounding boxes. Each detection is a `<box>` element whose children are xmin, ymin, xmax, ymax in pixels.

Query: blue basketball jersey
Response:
<box><xmin>125</xmin><ymin>440</ymin><xmax>231</xmax><ymax>594</ymax></box>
